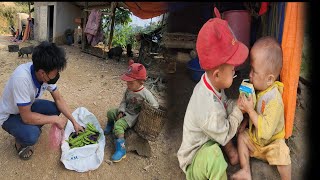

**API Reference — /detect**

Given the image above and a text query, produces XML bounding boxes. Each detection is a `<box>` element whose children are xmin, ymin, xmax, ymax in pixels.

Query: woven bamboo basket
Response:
<box><xmin>134</xmin><ymin>101</ymin><xmax>167</xmax><ymax>142</ymax></box>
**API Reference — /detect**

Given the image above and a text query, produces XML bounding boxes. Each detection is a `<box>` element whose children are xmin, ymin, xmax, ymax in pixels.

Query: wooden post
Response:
<box><xmin>28</xmin><ymin>2</ymin><xmax>31</xmax><ymax>15</ymax></box>
<box><xmin>82</xmin><ymin>2</ymin><xmax>88</xmax><ymax>50</ymax></box>
<box><xmin>28</xmin><ymin>2</ymin><xmax>31</xmax><ymax>40</ymax></box>
<box><xmin>161</xmin><ymin>13</ymin><xmax>165</xmax><ymax>26</ymax></box>
<box><xmin>108</xmin><ymin>2</ymin><xmax>117</xmax><ymax>50</ymax></box>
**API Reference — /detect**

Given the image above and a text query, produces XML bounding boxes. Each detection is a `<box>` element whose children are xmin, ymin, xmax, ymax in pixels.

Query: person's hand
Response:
<box><xmin>238</xmin><ymin>93</ymin><xmax>254</xmax><ymax>114</ymax></box>
<box><xmin>237</xmin><ymin>96</ymin><xmax>246</xmax><ymax>114</ymax></box>
<box><xmin>55</xmin><ymin>116</ymin><xmax>68</xmax><ymax>130</ymax></box>
<box><xmin>117</xmin><ymin>112</ymin><xmax>124</xmax><ymax>120</ymax></box>
<box><xmin>72</xmin><ymin>121</ymin><xmax>84</xmax><ymax>134</ymax></box>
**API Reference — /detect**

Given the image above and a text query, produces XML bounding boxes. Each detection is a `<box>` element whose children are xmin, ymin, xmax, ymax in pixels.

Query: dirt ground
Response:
<box><xmin>0</xmin><ymin>35</ymin><xmax>309</xmax><ymax>180</ymax></box>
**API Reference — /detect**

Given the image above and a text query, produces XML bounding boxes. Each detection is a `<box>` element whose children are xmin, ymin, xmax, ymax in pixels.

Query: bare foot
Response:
<box><xmin>231</xmin><ymin>169</ymin><xmax>252</xmax><ymax>180</ymax></box>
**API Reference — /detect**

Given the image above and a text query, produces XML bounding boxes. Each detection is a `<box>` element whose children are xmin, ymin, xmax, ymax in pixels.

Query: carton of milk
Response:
<box><xmin>239</xmin><ymin>79</ymin><xmax>256</xmax><ymax>107</ymax></box>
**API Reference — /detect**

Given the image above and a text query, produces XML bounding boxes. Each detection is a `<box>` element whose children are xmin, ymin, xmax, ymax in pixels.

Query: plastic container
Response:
<box><xmin>66</xmin><ymin>35</ymin><xmax>73</xmax><ymax>45</ymax></box>
<box><xmin>187</xmin><ymin>57</ymin><xmax>205</xmax><ymax>82</ymax></box>
<box><xmin>223</xmin><ymin>10</ymin><xmax>251</xmax><ymax>71</ymax></box>
<box><xmin>223</xmin><ymin>10</ymin><xmax>251</xmax><ymax>47</ymax></box>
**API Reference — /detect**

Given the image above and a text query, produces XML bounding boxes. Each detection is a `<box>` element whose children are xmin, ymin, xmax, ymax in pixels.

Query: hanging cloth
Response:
<box><xmin>280</xmin><ymin>2</ymin><xmax>306</xmax><ymax>139</ymax></box>
<box><xmin>90</xmin><ymin>26</ymin><xmax>104</xmax><ymax>47</ymax></box>
<box><xmin>84</xmin><ymin>9</ymin><xmax>102</xmax><ymax>35</ymax></box>
<box><xmin>85</xmin><ymin>9</ymin><xmax>102</xmax><ymax>46</ymax></box>
<box><xmin>259</xmin><ymin>2</ymin><xmax>269</xmax><ymax>15</ymax></box>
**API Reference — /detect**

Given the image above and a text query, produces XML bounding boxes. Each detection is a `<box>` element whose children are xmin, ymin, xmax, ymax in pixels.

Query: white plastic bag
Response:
<box><xmin>60</xmin><ymin>107</ymin><xmax>105</xmax><ymax>172</ymax></box>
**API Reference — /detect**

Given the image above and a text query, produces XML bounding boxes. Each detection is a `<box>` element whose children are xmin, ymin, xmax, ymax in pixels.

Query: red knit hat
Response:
<box><xmin>196</xmin><ymin>7</ymin><xmax>249</xmax><ymax>70</ymax></box>
<box><xmin>121</xmin><ymin>62</ymin><xmax>147</xmax><ymax>81</ymax></box>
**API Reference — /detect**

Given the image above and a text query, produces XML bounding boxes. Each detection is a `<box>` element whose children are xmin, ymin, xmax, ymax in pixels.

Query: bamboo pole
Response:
<box><xmin>82</xmin><ymin>2</ymin><xmax>88</xmax><ymax>50</ymax></box>
<box><xmin>108</xmin><ymin>2</ymin><xmax>117</xmax><ymax>50</ymax></box>
<box><xmin>28</xmin><ymin>2</ymin><xmax>31</xmax><ymax>15</ymax></box>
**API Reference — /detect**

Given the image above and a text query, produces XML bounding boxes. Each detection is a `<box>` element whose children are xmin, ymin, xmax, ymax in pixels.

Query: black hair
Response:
<box><xmin>32</xmin><ymin>41</ymin><xmax>67</xmax><ymax>73</ymax></box>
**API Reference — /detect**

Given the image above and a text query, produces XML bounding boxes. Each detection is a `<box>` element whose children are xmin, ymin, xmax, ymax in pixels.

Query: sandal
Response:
<box><xmin>15</xmin><ymin>143</ymin><xmax>34</xmax><ymax>160</ymax></box>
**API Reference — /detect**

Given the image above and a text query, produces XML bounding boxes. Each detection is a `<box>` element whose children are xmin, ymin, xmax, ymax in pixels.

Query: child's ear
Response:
<box><xmin>267</xmin><ymin>74</ymin><xmax>275</xmax><ymax>86</ymax></box>
<box><xmin>212</xmin><ymin>69</ymin><xmax>220</xmax><ymax>79</ymax></box>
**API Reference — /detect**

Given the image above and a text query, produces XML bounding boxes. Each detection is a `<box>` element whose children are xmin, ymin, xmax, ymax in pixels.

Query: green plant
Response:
<box><xmin>101</xmin><ymin>7</ymin><xmax>132</xmax><ymax>47</ymax></box>
<box><xmin>112</xmin><ymin>24</ymin><xmax>136</xmax><ymax>48</ymax></box>
<box><xmin>0</xmin><ymin>3</ymin><xmax>31</xmax><ymax>34</ymax></box>
<box><xmin>115</xmin><ymin>7</ymin><xmax>132</xmax><ymax>26</ymax></box>
<box><xmin>102</xmin><ymin>7</ymin><xmax>163</xmax><ymax>50</ymax></box>
<box><xmin>140</xmin><ymin>21</ymin><xmax>161</xmax><ymax>34</ymax></box>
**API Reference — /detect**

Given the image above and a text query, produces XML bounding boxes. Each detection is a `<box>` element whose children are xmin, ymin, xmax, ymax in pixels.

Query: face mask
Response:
<box><xmin>47</xmin><ymin>73</ymin><xmax>60</xmax><ymax>84</ymax></box>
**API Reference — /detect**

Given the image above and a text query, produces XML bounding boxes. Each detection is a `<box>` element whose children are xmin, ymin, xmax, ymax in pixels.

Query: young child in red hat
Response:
<box><xmin>104</xmin><ymin>60</ymin><xmax>159</xmax><ymax>162</ymax></box>
<box><xmin>177</xmin><ymin>7</ymin><xmax>249</xmax><ymax>179</ymax></box>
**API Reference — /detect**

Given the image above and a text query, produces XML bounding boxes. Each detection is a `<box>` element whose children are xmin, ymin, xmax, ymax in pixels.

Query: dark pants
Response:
<box><xmin>2</xmin><ymin>99</ymin><xmax>60</xmax><ymax>146</ymax></box>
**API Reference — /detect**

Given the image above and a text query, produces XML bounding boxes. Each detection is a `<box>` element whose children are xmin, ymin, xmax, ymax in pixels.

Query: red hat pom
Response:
<box><xmin>214</xmin><ymin>7</ymin><xmax>221</xmax><ymax>19</ymax></box>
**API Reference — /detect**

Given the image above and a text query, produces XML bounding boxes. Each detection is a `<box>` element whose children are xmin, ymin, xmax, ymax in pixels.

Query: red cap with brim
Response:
<box><xmin>225</xmin><ymin>42</ymin><xmax>249</xmax><ymax>67</ymax></box>
<box><xmin>121</xmin><ymin>63</ymin><xmax>147</xmax><ymax>81</ymax></box>
<box><xmin>121</xmin><ymin>74</ymin><xmax>137</xmax><ymax>81</ymax></box>
<box><xmin>196</xmin><ymin>7</ymin><xmax>249</xmax><ymax>70</ymax></box>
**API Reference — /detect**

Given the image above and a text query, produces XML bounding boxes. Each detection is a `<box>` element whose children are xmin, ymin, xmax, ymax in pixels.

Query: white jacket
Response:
<box><xmin>177</xmin><ymin>73</ymin><xmax>243</xmax><ymax>172</ymax></box>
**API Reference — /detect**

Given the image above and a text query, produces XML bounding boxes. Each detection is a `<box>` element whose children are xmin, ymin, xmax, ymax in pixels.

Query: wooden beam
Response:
<box><xmin>83</xmin><ymin>5</ymin><xmax>111</xmax><ymax>10</ymax></box>
<box><xmin>81</xmin><ymin>49</ymin><xmax>105</xmax><ymax>59</ymax></box>
<box><xmin>82</xmin><ymin>2</ymin><xmax>88</xmax><ymax>50</ymax></box>
<box><xmin>83</xmin><ymin>9</ymin><xmax>112</xmax><ymax>16</ymax></box>
<box><xmin>117</xmin><ymin>2</ymin><xmax>129</xmax><ymax>10</ymax></box>
<box><xmin>162</xmin><ymin>40</ymin><xmax>196</xmax><ymax>49</ymax></box>
<box><xmin>108</xmin><ymin>2</ymin><xmax>117</xmax><ymax>50</ymax></box>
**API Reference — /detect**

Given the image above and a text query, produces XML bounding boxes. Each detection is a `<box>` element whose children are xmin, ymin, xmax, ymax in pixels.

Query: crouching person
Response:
<box><xmin>104</xmin><ymin>61</ymin><xmax>159</xmax><ymax>162</ymax></box>
<box><xmin>0</xmin><ymin>41</ymin><xmax>84</xmax><ymax>160</ymax></box>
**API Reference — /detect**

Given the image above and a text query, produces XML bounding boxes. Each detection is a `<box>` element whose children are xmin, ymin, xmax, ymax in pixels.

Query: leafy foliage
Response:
<box><xmin>112</xmin><ymin>21</ymin><xmax>163</xmax><ymax>50</ymax></box>
<box><xmin>102</xmin><ymin>7</ymin><xmax>164</xmax><ymax>50</ymax></box>
<box><xmin>112</xmin><ymin>24</ymin><xmax>135</xmax><ymax>48</ymax></box>
<box><xmin>0</xmin><ymin>2</ymin><xmax>31</xmax><ymax>34</ymax></box>
<box><xmin>142</xmin><ymin>21</ymin><xmax>162</xmax><ymax>34</ymax></box>
<box><xmin>115</xmin><ymin>7</ymin><xmax>132</xmax><ymax>26</ymax></box>
<box><xmin>101</xmin><ymin>7</ymin><xmax>132</xmax><ymax>46</ymax></box>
